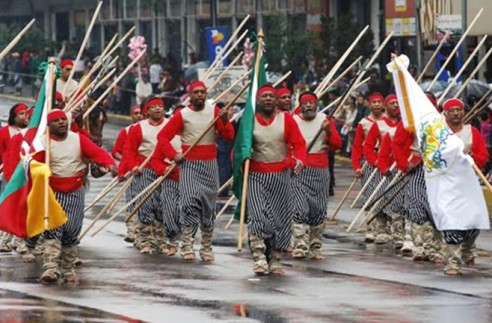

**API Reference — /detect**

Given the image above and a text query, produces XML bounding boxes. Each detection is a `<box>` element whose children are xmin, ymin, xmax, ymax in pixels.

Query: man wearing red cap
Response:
<box><xmin>351</xmin><ymin>93</ymin><xmax>385</xmax><ymax>242</ymax></box>
<box><xmin>7</xmin><ymin>110</ymin><xmax>117</xmax><ymax>283</ymax></box>
<box><xmin>156</xmin><ymin>81</ymin><xmax>234</xmax><ymax>262</ymax></box>
<box><xmin>112</xmin><ymin>105</ymin><xmax>144</xmax><ymax>243</ymax></box>
<box><xmin>291</xmin><ymin>91</ymin><xmax>341</xmax><ymax>260</ymax></box>
<box><xmin>276</xmin><ymin>88</ymin><xmax>292</xmax><ymax>113</ymax></box>
<box><xmin>363</xmin><ymin>93</ymin><xmax>401</xmax><ymax>245</ymax></box>
<box><xmin>246</xmin><ymin>84</ymin><xmax>306</xmax><ymax>275</ymax></box>
<box><xmin>120</xmin><ymin>97</ymin><xmax>179</xmax><ymax>254</ymax></box>
<box><xmin>392</xmin><ymin>95</ymin><xmax>445</xmax><ymax>263</ymax></box>
<box><xmin>57</xmin><ymin>59</ymin><xmax>79</xmax><ymax>99</ymax></box>
<box><xmin>55</xmin><ymin>92</ymin><xmax>65</xmax><ymax>110</ymax></box>
<box><xmin>0</xmin><ymin>103</ymin><xmax>30</xmax><ymax>253</ymax></box>
<box><xmin>441</xmin><ymin>98</ymin><xmax>489</xmax><ymax>275</ymax></box>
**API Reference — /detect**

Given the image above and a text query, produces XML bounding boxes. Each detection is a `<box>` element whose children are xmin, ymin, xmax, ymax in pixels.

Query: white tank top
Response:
<box><xmin>180</xmin><ymin>103</ymin><xmax>216</xmax><ymax>146</ymax></box>
<box><xmin>293</xmin><ymin>113</ymin><xmax>328</xmax><ymax>154</ymax></box>
<box><xmin>251</xmin><ymin>112</ymin><xmax>288</xmax><ymax>163</ymax></box>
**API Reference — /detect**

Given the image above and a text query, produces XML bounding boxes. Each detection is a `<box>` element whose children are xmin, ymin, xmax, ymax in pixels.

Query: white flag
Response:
<box><xmin>387</xmin><ymin>55</ymin><xmax>489</xmax><ymax>231</ymax></box>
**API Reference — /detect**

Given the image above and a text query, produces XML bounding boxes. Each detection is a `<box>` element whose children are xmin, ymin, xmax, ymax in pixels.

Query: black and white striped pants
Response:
<box><xmin>135</xmin><ymin>168</ymin><xmax>162</xmax><ymax>225</ymax></box>
<box><xmin>443</xmin><ymin>229</ymin><xmax>480</xmax><ymax>245</ymax></box>
<box><xmin>160</xmin><ymin>178</ymin><xmax>180</xmax><ymax>241</ymax></box>
<box><xmin>292</xmin><ymin>166</ymin><xmax>329</xmax><ymax>226</ymax></box>
<box><xmin>360</xmin><ymin>162</ymin><xmax>375</xmax><ymax>204</ymax></box>
<box><xmin>43</xmin><ymin>188</ymin><xmax>85</xmax><ymax>247</ymax></box>
<box><xmin>404</xmin><ymin>165</ymin><xmax>434</xmax><ymax>225</ymax></box>
<box><xmin>179</xmin><ymin>160</ymin><xmax>219</xmax><ymax>229</ymax></box>
<box><xmin>247</xmin><ymin>170</ymin><xmax>292</xmax><ymax>251</ymax></box>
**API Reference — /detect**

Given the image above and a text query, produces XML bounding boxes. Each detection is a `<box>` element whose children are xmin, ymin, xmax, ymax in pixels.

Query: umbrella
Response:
<box><xmin>418</xmin><ymin>80</ymin><xmax>447</xmax><ymax>95</ymax></box>
<box><xmin>443</xmin><ymin>79</ymin><xmax>491</xmax><ymax>101</ymax></box>
<box><xmin>184</xmin><ymin>61</ymin><xmax>209</xmax><ymax>80</ymax></box>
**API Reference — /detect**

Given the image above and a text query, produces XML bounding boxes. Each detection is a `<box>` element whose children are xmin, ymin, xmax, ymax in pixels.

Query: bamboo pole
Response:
<box><xmin>453</xmin><ymin>46</ymin><xmax>492</xmax><ymax>100</ymax></box>
<box><xmin>62</xmin><ymin>1</ymin><xmax>103</xmax><ymax>98</ymax></box>
<box><xmin>83</xmin><ymin>176</ymin><xmax>120</xmax><ymax>212</ymax></box>
<box><xmin>464</xmin><ymin>96</ymin><xmax>492</xmax><ymax>124</ymax></box>
<box><xmin>44</xmin><ymin>60</ymin><xmax>56</xmax><ymax>230</ymax></box>
<box><xmin>205</xmin><ymin>52</ymin><xmax>244</xmax><ymax>89</ymax></box>
<box><xmin>329</xmin><ymin>163</ymin><xmax>366</xmax><ymax>221</ymax></box>
<box><xmin>218</xmin><ymin>177</ymin><xmax>233</xmax><ymax>194</ymax></box>
<box><xmin>83</xmin><ymin>50</ymin><xmax>147</xmax><ymax>119</ymax></box>
<box><xmin>318</xmin><ymin>56</ymin><xmax>363</xmax><ymax>98</ymax></box>
<box><xmin>350</xmin><ymin>167</ymin><xmax>377</xmax><ymax>208</ymax></box>
<box><xmin>366</xmin><ymin>177</ymin><xmax>410</xmax><ymax>225</ymax></box>
<box><xmin>315</xmin><ymin>25</ymin><xmax>369</xmax><ymax>96</ymax></box>
<box><xmin>437</xmin><ymin>35</ymin><xmax>488</xmax><ymax>105</ymax></box>
<box><xmin>426</xmin><ymin>8</ymin><xmax>484</xmax><ymax>92</ymax></box>
<box><xmin>416</xmin><ymin>31</ymin><xmax>450</xmax><ymax>83</ymax></box>
<box><xmin>216</xmin><ymin>195</ymin><xmax>236</xmax><ymax>220</ymax></box>
<box><xmin>0</xmin><ymin>19</ymin><xmax>36</xmax><ymax>62</ymax></box>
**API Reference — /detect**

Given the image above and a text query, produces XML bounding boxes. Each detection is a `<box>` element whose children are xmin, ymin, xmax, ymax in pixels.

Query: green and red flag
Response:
<box><xmin>0</xmin><ymin>62</ymin><xmax>66</xmax><ymax>238</ymax></box>
<box><xmin>232</xmin><ymin>34</ymin><xmax>267</xmax><ymax>220</ymax></box>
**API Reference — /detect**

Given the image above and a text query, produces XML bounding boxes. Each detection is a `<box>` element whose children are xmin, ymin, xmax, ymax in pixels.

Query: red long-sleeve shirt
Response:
<box><xmin>6</xmin><ymin>132</ymin><xmax>115</xmax><ymax>192</ymax></box>
<box><xmin>305</xmin><ymin>118</ymin><xmax>342</xmax><ymax>168</ymax></box>
<box><xmin>250</xmin><ymin>112</ymin><xmax>307</xmax><ymax>173</ymax></box>
<box><xmin>377</xmin><ymin>133</ymin><xmax>394</xmax><ymax>173</ymax></box>
<box><xmin>119</xmin><ymin>120</ymin><xmax>164</xmax><ymax>177</ymax></box>
<box><xmin>351</xmin><ymin>116</ymin><xmax>377</xmax><ymax>171</ymax></box>
<box><xmin>468</xmin><ymin>126</ymin><xmax>489</xmax><ymax>169</ymax></box>
<box><xmin>150</xmin><ymin>142</ymin><xmax>179</xmax><ymax>182</ymax></box>
<box><xmin>0</xmin><ymin>125</ymin><xmax>21</xmax><ymax>164</ymax></box>
<box><xmin>363</xmin><ymin>118</ymin><xmax>399</xmax><ymax>167</ymax></box>
<box><xmin>392</xmin><ymin>124</ymin><xmax>421</xmax><ymax>172</ymax></box>
<box><xmin>112</xmin><ymin>127</ymin><xmax>129</xmax><ymax>159</ymax></box>
<box><xmin>157</xmin><ymin>106</ymin><xmax>235</xmax><ymax>161</ymax></box>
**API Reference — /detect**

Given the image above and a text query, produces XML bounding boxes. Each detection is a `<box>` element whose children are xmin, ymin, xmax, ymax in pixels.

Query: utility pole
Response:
<box><xmin>415</xmin><ymin>0</ymin><xmax>423</xmax><ymax>72</ymax></box>
<box><xmin>211</xmin><ymin>0</ymin><xmax>217</xmax><ymax>27</ymax></box>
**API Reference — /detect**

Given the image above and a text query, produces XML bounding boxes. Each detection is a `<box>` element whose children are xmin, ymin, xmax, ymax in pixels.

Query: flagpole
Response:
<box><xmin>44</xmin><ymin>59</ymin><xmax>56</xmax><ymax>230</ymax></box>
<box><xmin>237</xmin><ymin>30</ymin><xmax>264</xmax><ymax>252</ymax></box>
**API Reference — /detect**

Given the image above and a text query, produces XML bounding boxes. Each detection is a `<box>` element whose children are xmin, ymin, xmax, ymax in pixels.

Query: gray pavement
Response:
<box><xmin>1</xmin><ymin>97</ymin><xmax>492</xmax><ymax>322</ymax></box>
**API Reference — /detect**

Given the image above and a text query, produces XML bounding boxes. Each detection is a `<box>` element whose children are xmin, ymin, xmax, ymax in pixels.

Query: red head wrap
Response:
<box><xmin>55</xmin><ymin>92</ymin><xmax>63</xmax><ymax>101</ymax></box>
<box><xmin>130</xmin><ymin>105</ymin><xmax>141</xmax><ymax>114</ymax></box>
<box><xmin>257</xmin><ymin>85</ymin><xmax>275</xmax><ymax>96</ymax></box>
<box><xmin>299</xmin><ymin>93</ymin><xmax>318</xmax><ymax>103</ymax></box>
<box><xmin>189</xmin><ymin>81</ymin><xmax>206</xmax><ymax>93</ymax></box>
<box><xmin>368</xmin><ymin>93</ymin><xmax>384</xmax><ymax>103</ymax></box>
<box><xmin>384</xmin><ymin>94</ymin><xmax>397</xmax><ymax>105</ymax></box>
<box><xmin>276</xmin><ymin>87</ymin><xmax>291</xmax><ymax>97</ymax></box>
<box><xmin>14</xmin><ymin>104</ymin><xmax>28</xmax><ymax>115</ymax></box>
<box><xmin>443</xmin><ymin>98</ymin><xmax>464</xmax><ymax>111</ymax></box>
<box><xmin>47</xmin><ymin>110</ymin><xmax>67</xmax><ymax>123</ymax></box>
<box><xmin>142</xmin><ymin>98</ymin><xmax>163</xmax><ymax>115</ymax></box>
<box><xmin>60</xmin><ymin>59</ymin><xmax>74</xmax><ymax>68</ymax></box>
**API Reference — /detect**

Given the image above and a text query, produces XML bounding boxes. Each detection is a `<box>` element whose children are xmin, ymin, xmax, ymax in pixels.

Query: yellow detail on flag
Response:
<box><xmin>396</xmin><ymin>66</ymin><xmax>415</xmax><ymax>133</ymax></box>
<box><xmin>26</xmin><ymin>159</ymin><xmax>67</xmax><ymax>237</ymax></box>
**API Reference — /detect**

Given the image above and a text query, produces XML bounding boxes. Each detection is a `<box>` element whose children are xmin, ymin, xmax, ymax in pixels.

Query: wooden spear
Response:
<box><xmin>0</xmin><ymin>19</ymin><xmax>36</xmax><ymax>62</ymax></box>
<box><xmin>416</xmin><ymin>31</ymin><xmax>450</xmax><ymax>83</ymax></box>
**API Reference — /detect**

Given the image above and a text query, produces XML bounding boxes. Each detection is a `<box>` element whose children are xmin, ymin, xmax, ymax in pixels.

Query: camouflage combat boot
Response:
<box><xmin>124</xmin><ymin>214</ymin><xmax>138</xmax><ymax>243</ymax></box>
<box><xmin>462</xmin><ymin>235</ymin><xmax>478</xmax><ymax>268</ymax></box>
<box><xmin>411</xmin><ymin>222</ymin><xmax>427</xmax><ymax>261</ymax></box>
<box><xmin>249</xmin><ymin>234</ymin><xmax>268</xmax><ymax>275</ymax></box>
<box><xmin>292</xmin><ymin>223</ymin><xmax>309</xmax><ymax>259</ymax></box>
<box><xmin>268</xmin><ymin>249</ymin><xmax>284</xmax><ymax>275</ymax></box>
<box><xmin>199</xmin><ymin>225</ymin><xmax>214</xmax><ymax>262</ymax></box>
<box><xmin>444</xmin><ymin>243</ymin><xmax>462</xmax><ymax>275</ymax></box>
<box><xmin>374</xmin><ymin>215</ymin><xmax>392</xmax><ymax>245</ymax></box>
<box><xmin>137</xmin><ymin>222</ymin><xmax>154</xmax><ymax>254</ymax></box>
<box><xmin>401</xmin><ymin>220</ymin><xmax>414</xmax><ymax>257</ymax></box>
<box><xmin>41</xmin><ymin>239</ymin><xmax>62</xmax><ymax>283</ymax></box>
<box><xmin>0</xmin><ymin>233</ymin><xmax>13</xmax><ymax>253</ymax></box>
<box><xmin>153</xmin><ymin>222</ymin><xmax>167</xmax><ymax>254</ymax></box>
<box><xmin>389</xmin><ymin>212</ymin><xmax>404</xmax><ymax>250</ymax></box>
<box><xmin>308</xmin><ymin>224</ymin><xmax>325</xmax><ymax>260</ymax></box>
<box><xmin>181</xmin><ymin>226</ymin><xmax>196</xmax><ymax>261</ymax></box>
<box><xmin>422</xmin><ymin>222</ymin><xmax>444</xmax><ymax>264</ymax></box>
<box><xmin>61</xmin><ymin>245</ymin><xmax>78</xmax><ymax>283</ymax></box>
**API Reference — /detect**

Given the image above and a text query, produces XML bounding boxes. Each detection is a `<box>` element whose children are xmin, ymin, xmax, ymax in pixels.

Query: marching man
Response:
<box><xmin>291</xmin><ymin>91</ymin><xmax>341</xmax><ymax>259</ymax></box>
<box><xmin>441</xmin><ymin>98</ymin><xmax>489</xmax><ymax>275</ymax></box>
<box><xmin>156</xmin><ymin>81</ymin><xmax>234</xmax><ymax>262</ymax></box>
<box><xmin>246</xmin><ymin>84</ymin><xmax>306</xmax><ymax>275</ymax></box>
<box><xmin>28</xmin><ymin>110</ymin><xmax>116</xmax><ymax>283</ymax></box>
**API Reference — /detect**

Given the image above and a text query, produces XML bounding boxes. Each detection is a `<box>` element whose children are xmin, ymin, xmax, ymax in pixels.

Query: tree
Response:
<box><xmin>0</xmin><ymin>24</ymin><xmax>56</xmax><ymax>53</ymax></box>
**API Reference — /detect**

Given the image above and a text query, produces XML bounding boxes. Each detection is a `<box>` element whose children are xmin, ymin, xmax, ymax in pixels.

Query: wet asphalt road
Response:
<box><xmin>2</xmin><ymin>98</ymin><xmax>492</xmax><ymax>322</ymax></box>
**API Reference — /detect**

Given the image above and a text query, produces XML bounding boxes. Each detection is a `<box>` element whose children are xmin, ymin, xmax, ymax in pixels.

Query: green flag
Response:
<box><xmin>232</xmin><ymin>36</ymin><xmax>267</xmax><ymax>220</ymax></box>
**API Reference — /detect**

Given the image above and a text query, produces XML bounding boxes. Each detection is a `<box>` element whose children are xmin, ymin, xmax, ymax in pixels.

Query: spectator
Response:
<box><xmin>135</xmin><ymin>74</ymin><xmax>153</xmax><ymax>105</ymax></box>
<box><xmin>149</xmin><ymin>57</ymin><xmax>163</xmax><ymax>94</ymax></box>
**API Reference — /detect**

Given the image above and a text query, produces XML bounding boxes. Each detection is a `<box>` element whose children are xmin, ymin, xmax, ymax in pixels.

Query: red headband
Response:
<box><xmin>443</xmin><ymin>98</ymin><xmax>464</xmax><ymax>111</ymax></box>
<box><xmin>47</xmin><ymin>110</ymin><xmax>67</xmax><ymax>123</ymax></box>
<box><xmin>142</xmin><ymin>98</ymin><xmax>163</xmax><ymax>115</ymax></box>
<box><xmin>130</xmin><ymin>105</ymin><xmax>141</xmax><ymax>114</ymax></box>
<box><xmin>60</xmin><ymin>59</ymin><xmax>74</xmax><ymax>68</ymax></box>
<box><xmin>55</xmin><ymin>92</ymin><xmax>63</xmax><ymax>101</ymax></box>
<box><xmin>276</xmin><ymin>88</ymin><xmax>291</xmax><ymax>97</ymax></box>
<box><xmin>14</xmin><ymin>104</ymin><xmax>28</xmax><ymax>115</ymax></box>
<box><xmin>369</xmin><ymin>93</ymin><xmax>384</xmax><ymax>103</ymax></box>
<box><xmin>299</xmin><ymin>94</ymin><xmax>318</xmax><ymax>103</ymax></box>
<box><xmin>257</xmin><ymin>85</ymin><xmax>275</xmax><ymax>96</ymax></box>
<box><xmin>384</xmin><ymin>94</ymin><xmax>397</xmax><ymax>105</ymax></box>
<box><xmin>189</xmin><ymin>81</ymin><xmax>206</xmax><ymax>92</ymax></box>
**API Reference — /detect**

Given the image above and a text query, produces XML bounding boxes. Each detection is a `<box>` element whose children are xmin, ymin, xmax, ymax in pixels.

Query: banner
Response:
<box><xmin>205</xmin><ymin>27</ymin><xmax>229</xmax><ymax>66</ymax></box>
